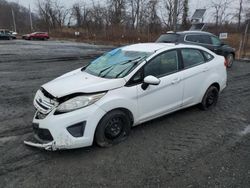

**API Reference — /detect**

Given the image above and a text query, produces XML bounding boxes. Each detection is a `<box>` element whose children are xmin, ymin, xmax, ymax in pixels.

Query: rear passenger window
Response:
<box><xmin>185</xmin><ymin>34</ymin><xmax>212</xmax><ymax>44</ymax></box>
<box><xmin>203</xmin><ymin>51</ymin><xmax>214</xmax><ymax>61</ymax></box>
<box><xmin>185</xmin><ymin>35</ymin><xmax>201</xmax><ymax>43</ymax></box>
<box><xmin>181</xmin><ymin>49</ymin><xmax>205</xmax><ymax>68</ymax></box>
<box><xmin>210</xmin><ymin>36</ymin><xmax>221</xmax><ymax>46</ymax></box>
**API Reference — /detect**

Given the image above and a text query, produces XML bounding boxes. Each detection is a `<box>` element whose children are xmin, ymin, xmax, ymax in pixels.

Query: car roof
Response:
<box><xmin>169</xmin><ymin>30</ymin><xmax>215</xmax><ymax>36</ymax></box>
<box><xmin>121</xmin><ymin>42</ymin><xmax>210</xmax><ymax>53</ymax></box>
<box><xmin>122</xmin><ymin>43</ymin><xmax>177</xmax><ymax>53</ymax></box>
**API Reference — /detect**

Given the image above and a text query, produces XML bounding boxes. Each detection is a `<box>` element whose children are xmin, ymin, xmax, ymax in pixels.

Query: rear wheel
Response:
<box><xmin>199</xmin><ymin>86</ymin><xmax>219</xmax><ymax>110</ymax></box>
<box><xmin>95</xmin><ymin>110</ymin><xmax>131</xmax><ymax>147</ymax></box>
<box><xmin>226</xmin><ymin>53</ymin><xmax>234</xmax><ymax>68</ymax></box>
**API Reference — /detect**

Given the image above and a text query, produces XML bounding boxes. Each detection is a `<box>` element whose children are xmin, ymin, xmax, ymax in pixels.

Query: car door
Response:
<box><xmin>181</xmin><ymin>48</ymin><xmax>210</xmax><ymax>106</ymax></box>
<box><xmin>210</xmin><ymin>36</ymin><xmax>223</xmax><ymax>56</ymax></box>
<box><xmin>136</xmin><ymin>50</ymin><xmax>184</xmax><ymax>122</ymax></box>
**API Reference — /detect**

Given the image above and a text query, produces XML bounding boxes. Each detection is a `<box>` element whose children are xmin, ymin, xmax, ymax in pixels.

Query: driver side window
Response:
<box><xmin>144</xmin><ymin>50</ymin><xmax>178</xmax><ymax>78</ymax></box>
<box><xmin>211</xmin><ymin>36</ymin><xmax>221</xmax><ymax>46</ymax></box>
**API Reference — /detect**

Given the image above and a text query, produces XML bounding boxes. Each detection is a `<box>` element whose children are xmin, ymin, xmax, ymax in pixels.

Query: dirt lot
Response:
<box><xmin>0</xmin><ymin>40</ymin><xmax>250</xmax><ymax>188</ymax></box>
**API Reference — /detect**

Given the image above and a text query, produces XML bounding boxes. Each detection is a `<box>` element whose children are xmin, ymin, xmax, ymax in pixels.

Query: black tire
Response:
<box><xmin>226</xmin><ymin>53</ymin><xmax>234</xmax><ymax>68</ymax></box>
<box><xmin>95</xmin><ymin>110</ymin><xmax>131</xmax><ymax>147</ymax></box>
<box><xmin>199</xmin><ymin>86</ymin><xmax>219</xmax><ymax>110</ymax></box>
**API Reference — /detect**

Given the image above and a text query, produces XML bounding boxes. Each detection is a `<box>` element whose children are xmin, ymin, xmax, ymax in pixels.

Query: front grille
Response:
<box><xmin>33</xmin><ymin>123</ymin><xmax>53</xmax><ymax>141</ymax></box>
<box><xmin>33</xmin><ymin>89</ymin><xmax>58</xmax><ymax>115</ymax></box>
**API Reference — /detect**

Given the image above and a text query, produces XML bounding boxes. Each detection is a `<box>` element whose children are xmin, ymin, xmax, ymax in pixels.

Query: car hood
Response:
<box><xmin>42</xmin><ymin>68</ymin><xmax>126</xmax><ymax>98</ymax></box>
<box><xmin>222</xmin><ymin>44</ymin><xmax>236</xmax><ymax>53</ymax></box>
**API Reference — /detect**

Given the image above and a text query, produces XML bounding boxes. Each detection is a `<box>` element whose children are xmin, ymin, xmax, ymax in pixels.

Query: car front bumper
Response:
<box><xmin>24</xmin><ymin>104</ymin><xmax>106</xmax><ymax>150</ymax></box>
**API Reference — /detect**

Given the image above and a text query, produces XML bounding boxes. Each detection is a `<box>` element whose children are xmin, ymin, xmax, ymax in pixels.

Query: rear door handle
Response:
<box><xmin>203</xmin><ymin>67</ymin><xmax>209</xmax><ymax>72</ymax></box>
<box><xmin>171</xmin><ymin>78</ymin><xmax>181</xmax><ymax>84</ymax></box>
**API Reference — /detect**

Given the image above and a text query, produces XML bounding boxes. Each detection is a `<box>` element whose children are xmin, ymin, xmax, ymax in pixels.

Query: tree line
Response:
<box><xmin>0</xmin><ymin>0</ymin><xmax>249</xmax><ymax>41</ymax></box>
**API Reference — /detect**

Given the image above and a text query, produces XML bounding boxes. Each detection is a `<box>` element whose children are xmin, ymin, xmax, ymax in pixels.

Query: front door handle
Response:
<box><xmin>171</xmin><ymin>78</ymin><xmax>181</xmax><ymax>84</ymax></box>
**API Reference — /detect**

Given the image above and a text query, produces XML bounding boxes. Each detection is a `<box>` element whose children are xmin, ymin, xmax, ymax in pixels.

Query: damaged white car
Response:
<box><xmin>24</xmin><ymin>43</ymin><xmax>227</xmax><ymax>150</ymax></box>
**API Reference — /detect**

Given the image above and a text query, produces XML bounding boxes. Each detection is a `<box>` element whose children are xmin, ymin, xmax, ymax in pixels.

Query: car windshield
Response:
<box><xmin>85</xmin><ymin>48</ymin><xmax>152</xmax><ymax>78</ymax></box>
<box><xmin>156</xmin><ymin>33</ymin><xmax>179</xmax><ymax>43</ymax></box>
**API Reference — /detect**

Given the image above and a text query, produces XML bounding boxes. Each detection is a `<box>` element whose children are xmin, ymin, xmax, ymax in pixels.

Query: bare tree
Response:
<box><xmin>108</xmin><ymin>0</ymin><xmax>126</xmax><ymax>26</ymax></box>
<box><xmin>161</xmin><ymin>0</ymin><xmax>185</xmax><ymax>30</ymax></box>
<box><xmin>237</xmin><ymin>0</ymin><xmax>243</xmax><ymax>30</ymax></box>
<box><xmin>210</xmin><ymin>0</ymin><xmax>233</xmax><ymax>29</ymax></box>
<box><xmin>146</xmin><ymin>0</ymin><xmax>161</xmax><ymax>34</ymax></box>
<box><xmin>127</xmin><ymin>0</ymin><xmax>142</xmax><ymax>30</ymax></box>
<box><xmin>72</xmin><ymin>2</ymin><xmax>90</xmax><ymax>28</ymax></box>
<box><xmin>37</xmin><ymin>0</ymin><xmax>69</xmax><ymax>31</ymax></box>
<box><xmin>0</xmin><ymin>0</ymin><xmax>33</xmax><ymax>33</ymax></box>
<box><xmin>182</xmin><ymin>0</ymin><xmax>189</xmax><ymax>29</ymax></box>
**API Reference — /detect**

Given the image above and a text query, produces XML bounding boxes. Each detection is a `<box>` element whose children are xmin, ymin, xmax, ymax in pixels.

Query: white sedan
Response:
<box><xmin>24</xmin><ymin>43</ymin><xmax>227</xmax><ymax>150</ymax></box>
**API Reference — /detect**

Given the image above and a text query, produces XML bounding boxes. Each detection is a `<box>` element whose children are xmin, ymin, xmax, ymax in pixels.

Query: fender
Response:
<box><xmin>198</xmin><ymin>72</ymin><xmax>221</xmax><ymax>102</ymax></box>
<box><xmin>96</xmin><ymin>86</ymin><xmax>138</xmax><ymax>124</ymax></box>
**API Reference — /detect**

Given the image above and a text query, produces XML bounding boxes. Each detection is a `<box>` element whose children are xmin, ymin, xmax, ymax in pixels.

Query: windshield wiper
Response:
<box><xmin>115</xmin><ymin>56</ymin><xmax>146</xmax><ymax>78</ymax></box>
<box><xmin>98</xmin><ymin>64</ymin><xmax>115</xmax><ymax>77</ymax></box>
<box><xmin>98</xmin><ymin>56</ymin><xmax>145</xmax><ymax>78</ymax></box>
<box><xmin>120</xmin><ymin>56</ymin><xmax>145</xmax><ymax>65</ymax></box>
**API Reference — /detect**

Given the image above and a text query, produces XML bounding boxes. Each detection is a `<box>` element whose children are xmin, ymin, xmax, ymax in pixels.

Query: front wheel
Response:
<box><xmin>199</xmin><ymin>86</ymin><xmax>219</xmax><ymax>110</ymax></box>
<box><xmin>226</xmin><ymin>54</ymin><xmax>234</xmax><ymax>68</ymax></box>
<box><xmin>95</xmin><ymin>110</ymin><xmax>131</xmax><ymax>147</ymax></box>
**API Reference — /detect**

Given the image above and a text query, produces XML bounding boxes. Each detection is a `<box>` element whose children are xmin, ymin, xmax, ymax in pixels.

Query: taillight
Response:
<box><xmin>224</xmin><ymin>58</ymin><xmax>227</xmax><ymax>67</ymax></box>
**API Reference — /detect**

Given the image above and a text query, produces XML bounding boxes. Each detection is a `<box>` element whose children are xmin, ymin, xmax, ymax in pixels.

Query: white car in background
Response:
<box><xmin>24</xmin><ymin>43</ymin><xmax>227</xmax><ymax>150</ymax></box>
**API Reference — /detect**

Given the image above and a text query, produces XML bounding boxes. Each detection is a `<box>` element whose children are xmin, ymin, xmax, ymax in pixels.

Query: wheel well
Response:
<box><xmin>231</xmin><ymin>52</ymin><xmax>235</xmax><ymax>59</ymax></box>
<box><xmin>93</xmin><ymin>108</ymin><xmax>134</xmax><ymax>143</ymax></box>
<box><xmin>227</xmin><ymin>52</ymin><xmax>235</xmax><ymax>59</ymax></box>
<box><xmin>97</xmin><ymin>108</ymin><xmax>134</xmax><ymax>127</ymax></box>
<box><xmin>210</xmin><ymin>82</ymin><xmax>220</xmax><ymax>92</ymax></box>
<box><xmin>112</xmin><ymin>108</ymin><xmax>134</xmax><ymax>125</ymax></box>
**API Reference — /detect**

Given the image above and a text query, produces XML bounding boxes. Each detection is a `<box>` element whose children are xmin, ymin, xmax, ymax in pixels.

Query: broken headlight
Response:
<box><xmin>55</xmin><ymin>92</ymin><xmax>106</xmax><ymax>114</ymax></box>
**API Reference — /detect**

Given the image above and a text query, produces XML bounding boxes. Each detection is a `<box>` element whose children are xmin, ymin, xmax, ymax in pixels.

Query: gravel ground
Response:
<box><xmin>0</xmin><ymin>40</ymin><xmax>249</xmax><ymax>188</ymax></box>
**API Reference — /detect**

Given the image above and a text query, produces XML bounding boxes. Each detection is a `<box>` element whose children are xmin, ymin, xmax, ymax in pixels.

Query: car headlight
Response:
<box><xmin>55</xmin><ymin>92</ymin><xmax>106</xmax><ymax>114</ymax></box>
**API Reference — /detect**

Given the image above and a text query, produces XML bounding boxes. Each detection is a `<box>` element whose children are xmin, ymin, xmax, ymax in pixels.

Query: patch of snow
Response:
<box><xmin>239</xmin><ymin>125</ymin><xmax>250</xmax><ymax>136</ymax></box>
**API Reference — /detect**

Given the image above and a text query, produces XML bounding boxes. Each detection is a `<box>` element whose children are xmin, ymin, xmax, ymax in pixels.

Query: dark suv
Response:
<box><xmin>156</xmin><ymin>31</ymin><xmax>235</xmax><ymax>68</ymax></box>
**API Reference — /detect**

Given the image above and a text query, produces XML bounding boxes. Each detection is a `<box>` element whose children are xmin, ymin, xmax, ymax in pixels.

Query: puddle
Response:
<box><xmin>239</xmin><ymin>125</ymin><xmax>250</xmax><ymax>136</ymax></box>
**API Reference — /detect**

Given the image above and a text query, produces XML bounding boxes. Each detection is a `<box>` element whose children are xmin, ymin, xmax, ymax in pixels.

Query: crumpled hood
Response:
<box><xmin>42</xmin><ymin>68</ymin><xmax>126</xmax><ymax>98</ymax></box>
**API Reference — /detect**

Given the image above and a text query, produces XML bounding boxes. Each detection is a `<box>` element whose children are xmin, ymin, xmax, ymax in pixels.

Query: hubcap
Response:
<box><xmin>206</xmin><ymin>90</ymin><xmax>217</xmax><ymax>107</ymax></box>
<box><xmin>227</xmin><ymin>55</ymin><xmax>233</xmax><ymax>67</ymax></box>
<box><xmin>105</xmin><ymin>117</ymin><xmax>123</xmax><ymax>139</ymax></box>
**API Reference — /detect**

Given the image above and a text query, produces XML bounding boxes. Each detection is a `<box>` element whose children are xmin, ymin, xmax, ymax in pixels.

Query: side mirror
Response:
<box><xmin>141</xmin><ymin>75</ymin><xmax>161</xmax><ymax>90</ymax></box>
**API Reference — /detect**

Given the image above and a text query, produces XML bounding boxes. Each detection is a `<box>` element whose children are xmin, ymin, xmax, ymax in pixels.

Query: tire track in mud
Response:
<box><xmin>0</xmin><ymin>40</ymin><xmax>250</xmax><ymax>187</ymax></box>
<box><xmin>0</xmin><ymin>54</ymin><xmax>100</xmax><ymax>63</ymax></box>
<box><xmin>0</xmin><ymin>41</ymin><xmax>109</xmax><ymax>179</ymax></box>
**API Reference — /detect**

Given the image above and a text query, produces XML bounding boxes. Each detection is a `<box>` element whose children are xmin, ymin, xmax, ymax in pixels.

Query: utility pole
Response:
<box><xmin>173</xmin><ymin>0</ymin><xmax>178</xmax><ymax>32</ymax></box>
<box><xmin>29</xmin><ymin>4</ymin><xmax>33</xmax><ymax>32</ymax></box>
<box><xmin>11</xmin><ymin>8</ymin><xmax>17</xmax><ymax>32</ymax></box>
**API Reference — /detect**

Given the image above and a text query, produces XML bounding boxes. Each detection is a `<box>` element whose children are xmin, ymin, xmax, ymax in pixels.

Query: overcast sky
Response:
<box><xmin>6</xmin><ymin>0</ymin><xmax>238</xmax><ymax>23</ymax></box>
<box><xmin>7</xmin><ymin>0</ymin><xmax>210</xmax><ymax>12</ymax></box>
